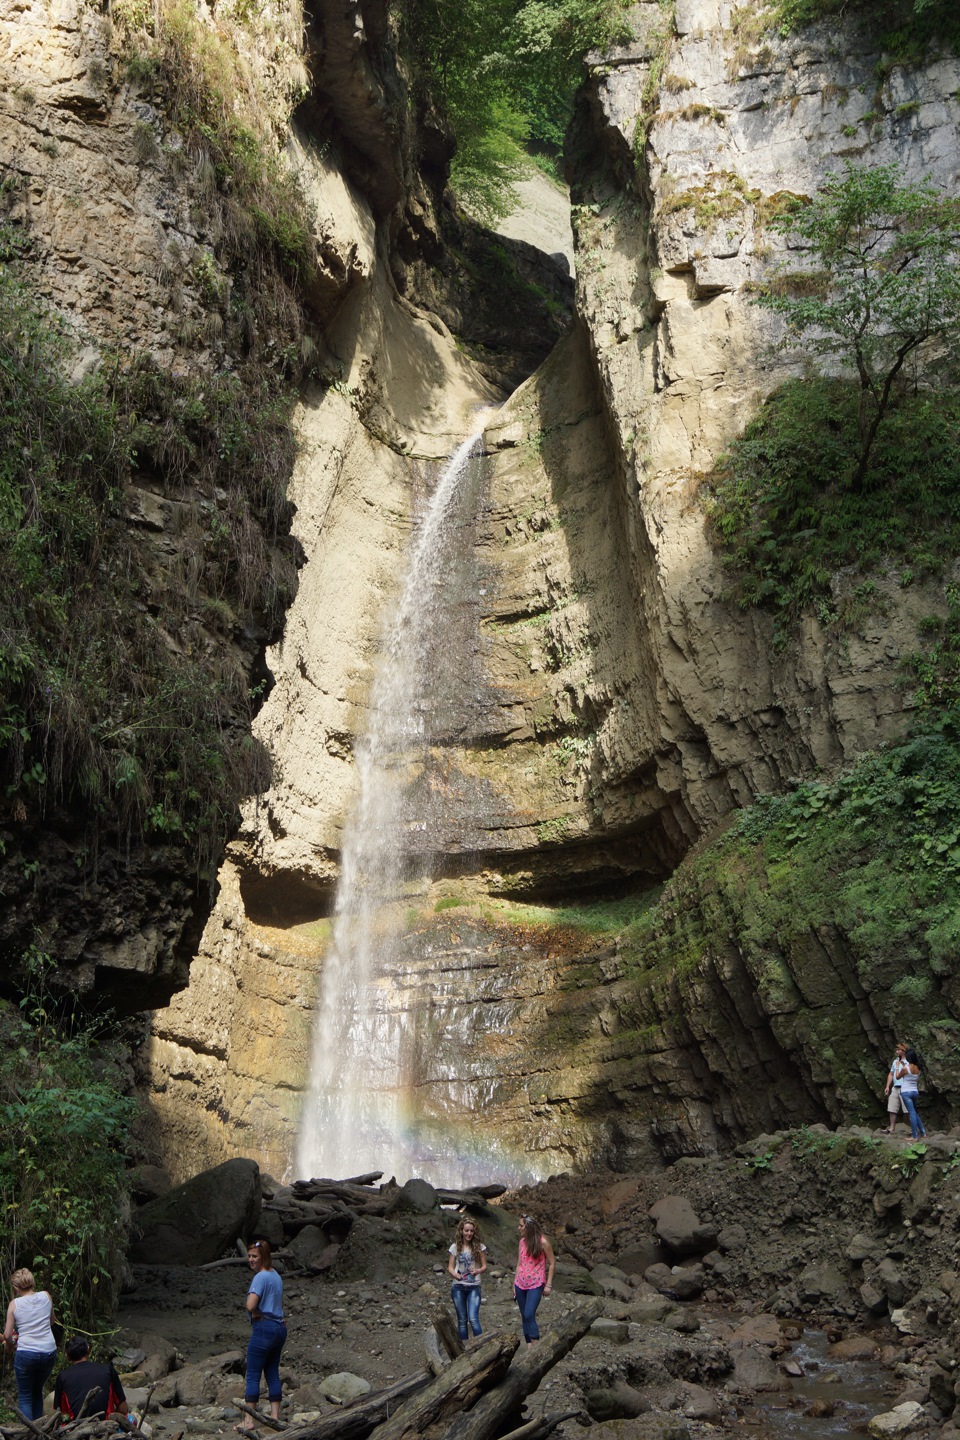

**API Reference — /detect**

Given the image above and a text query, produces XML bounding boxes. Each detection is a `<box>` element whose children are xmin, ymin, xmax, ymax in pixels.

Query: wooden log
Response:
<box><xmin>498</xmin><ymin>1410</ymin><xmax>581</xmax><ymax>1440</ymax></box>
<box><xmin>277</xmin><ymin>1372</ymin><xmax>431</xmax><ymax>1440</ymax></box>
<box><xmin>232</xmin><ymin>1401</ymin><xmax>286</xmax><ymax>1431</ymax></box>
<box><xmin>366</xmin><ymin>1332</ymin><xmax>520</xmax><ymax>1440</ymax></box>
<box><xmin>434</xmin><ymin>1300</ymin><xmax>603</xmax><ymax>1440</ymax></box>
<box><xmin>429</xmin><ymin>1309</ymin><xmax>464</xmax><ymax>1363</ymax></box>
<box><xmin>559</xmin><ymin>1238</ymin><xmax>594</xmax><ymax>1271</ymax></box>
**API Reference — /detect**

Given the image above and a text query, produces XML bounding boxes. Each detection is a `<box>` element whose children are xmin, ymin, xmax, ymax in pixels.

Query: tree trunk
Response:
<box><xmin>366</xmin><ymin>1332</ymin><xmax>520</xmax><ymax>1440</ymax></box>
<box><xmin>435</xmin><ymin>1300</ymin><xmax>603</xmax><ymax>1440</ymax></box>
<box><xmin>274</xmin><ymin>1373</ymin><xmax>432</xmax><ymax>1440</ymax></box>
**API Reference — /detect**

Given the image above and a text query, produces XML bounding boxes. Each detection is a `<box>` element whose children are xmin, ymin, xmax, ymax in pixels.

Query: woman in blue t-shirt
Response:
<box><xmin>236</xmin><ymin>1239</ymin><xmax>287</xmax><ymax>1431</ymax></box>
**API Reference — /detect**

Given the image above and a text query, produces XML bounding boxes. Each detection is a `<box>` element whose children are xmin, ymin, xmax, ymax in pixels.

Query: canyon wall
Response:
<box><xmin>138</xmin><ymin>3</ymin><xmax>960</xmax><ymax>1181</ymax></box>
<box><xmin>4</xmin><ymin>0</ymin><xmax>958</xmax><ymax>1179</ymax></box>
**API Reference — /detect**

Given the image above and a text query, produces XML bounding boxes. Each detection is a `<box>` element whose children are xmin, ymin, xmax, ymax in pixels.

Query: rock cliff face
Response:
<box><xmin>9</xmin><ymin>0</ymin><xmax>957</xmax><ymax>1176</ymax></box>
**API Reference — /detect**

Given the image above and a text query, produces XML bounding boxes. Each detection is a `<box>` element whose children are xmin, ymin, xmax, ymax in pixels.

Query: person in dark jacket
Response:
<box><xmin>54</xmin><ymin>1336</ymin><xmax>128</xmax><ymax>1419</ymax></box>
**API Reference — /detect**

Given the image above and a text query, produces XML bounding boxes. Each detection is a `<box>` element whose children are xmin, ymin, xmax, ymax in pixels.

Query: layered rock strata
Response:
<box><xmin>139</xmin><ymin>3</ymin><xmax>960</xmax><ymax>1175</ymax></box>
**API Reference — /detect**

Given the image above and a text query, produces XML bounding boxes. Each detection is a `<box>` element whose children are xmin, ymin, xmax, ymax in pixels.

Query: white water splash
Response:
<box><xmin>296</xmin><ymin>430</ymin><xmax>493</xmax><ymax>1184</ymax></box>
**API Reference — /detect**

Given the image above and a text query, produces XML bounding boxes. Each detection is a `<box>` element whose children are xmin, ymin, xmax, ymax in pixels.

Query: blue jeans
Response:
<box><xmin>14</xmin><ymin>1348</ymin><xmax>57</xmax><ymax>1420</ymax></box>
<box><xmin>901</xmin><ymin>1091</ymin><xmax>926</xmax><ymax>1139</ymax></box>
<box><xmin>245</xmin><ymin>1317</ymin><xmax>287</xmax><ymax>1403</ymax></box>
<box><xmin>515</xmin><ymin>1285</ymin><xmax>544</xmax><ymax>1342</ymax></box>
<box><xmin>451</xmin><ymin>1283</ymin><xmax>482</xmax><ymax>1339</ymax></box>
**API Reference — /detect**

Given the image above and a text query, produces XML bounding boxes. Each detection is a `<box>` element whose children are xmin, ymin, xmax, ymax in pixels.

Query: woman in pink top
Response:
<box><xmin>513</xmin><ymin>1214</ymin><xmax>556</xmax><ymax>1344</ymax></box>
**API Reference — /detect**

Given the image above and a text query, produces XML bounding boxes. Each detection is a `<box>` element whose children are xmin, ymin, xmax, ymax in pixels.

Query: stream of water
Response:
<box><xmin>296</xmin><ymin>427</ymin><xmax>518</xmax><ymax>1187</ymax></box>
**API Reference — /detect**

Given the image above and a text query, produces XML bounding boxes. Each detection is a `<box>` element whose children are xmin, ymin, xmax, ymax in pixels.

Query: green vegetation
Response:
<box><xmin>706</xmin><ymin>377</ymin><xmax>960</xmax><ymax>628</ymax></box>
<box><xmin>725</xmin><ymin>732</ymin><xmax>960</xmax><ymax>1029</ymax></box>
<box><xmin>769</xmin><ymin>0</ymin><xmax>960</xmax><ymax>55</ymax></box>
<box><xmin>0</xmin><ymin>222</ymin><xmax>295</xmax><ymax>871</ymax></box>
<box><xmin>706</xmin><ymin>166</ymin><xmax>960</xmax><ymax>643</ymax></box>
<box><xmin>403</xmin><ymin>0</ymin><xmax>629</xmax><ymax>219</ymax></box>
<box><xmin>113</xmin><ymin>0</ymin><xmax>313</xmax><ymax>287</ymax></box>
<box><xmin>755</xmin><ymin>166</ymin><xmax>960</xmax><ymax>488</ymax></box>
<box><xmin>0</xmin><ymin>953</ymin><xmax>133</xmax><ymax>1334</ymax></box>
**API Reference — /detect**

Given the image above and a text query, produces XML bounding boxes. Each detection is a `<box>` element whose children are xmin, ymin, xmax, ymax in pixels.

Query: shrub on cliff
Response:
<box><xmin>0</xmin><ymin>953</ymin><xmax>133</xmax><ymax>1333</ymax></box>
<box><xmin>0</xmin><ymin>223</ymin><xmax>290</xmax><ymax>871</ymax></box>
<box><xmin>755</xmin><ymin>165</ymin><xmax>960</xmax><ymax>490</ymax></box>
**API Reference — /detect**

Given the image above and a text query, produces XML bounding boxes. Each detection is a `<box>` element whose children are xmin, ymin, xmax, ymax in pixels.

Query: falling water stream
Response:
<box><xmin>296</xmin><ymin>427</ymin><xmax>507</xmax><ymax>1186</ymax></box>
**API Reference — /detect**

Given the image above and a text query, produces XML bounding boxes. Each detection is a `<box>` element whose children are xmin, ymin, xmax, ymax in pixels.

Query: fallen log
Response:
<box><xmin>498</xmin><ymin>1410</ymin><xmax>582</xmax><ymax>1440</ymax></box>
<box><xmin>430</xmin><ymin>1308</ymin><xmax>464</xmax><ymax>1363</ymax></box>
<box><xmin>435</xmin><ymin>1299</ymin><xmax>603</xmax><ymax>1440</ymax></box>
<box><xmin>276</xmin><ymin>1372</ymin><xmax>431</xmax><ymax>1440</ymax></box>
<box><xmin>366</xmin><ymin>1332</ymin><xmax>519</xmax><ymax>1440</ymax></box>
<box><xmin>434</xmin><ymin>1186</ymin><xmax>506</xmax><ymax>1206</ymax></box>
<box><xmin>232</xmin><ymin>1402</ymin><xmax>286</xmax><ymax>1432</ymax></box>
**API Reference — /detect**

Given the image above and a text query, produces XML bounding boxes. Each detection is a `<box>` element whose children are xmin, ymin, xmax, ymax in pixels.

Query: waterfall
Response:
<box><xmin>296</xmin><ymin>428</ymin><xmax>496</xmax><ymax>1186</ymax></box>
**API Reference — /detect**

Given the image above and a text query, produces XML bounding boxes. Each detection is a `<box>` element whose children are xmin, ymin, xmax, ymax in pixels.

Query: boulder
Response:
<box><xmin>678</xmin><ymin>1383</ymin><xmax>720</xmax><ymax>1421</ymax></box>
<box><xmin>130</xmin><ymin>1159</ymin><xmax>261</xmax><ymax>1265</ymax></box>
<box><xmin>731</xmin><ymin>1346</ymin><xmax>791</xmax><ymax>1393</ymax></box>
<box><xmin>867</xmin><ymin>1402</ymin><xmax>927</xmax><ymax>1437</ymax></box>
<box><xmin>877</xmin><ymin>1258</ymin><xmax>907</xmax><ymax>1307</ymax></box>
<box><xmin>798</xmin><ymin>1260</ymin><xmax>851</xmax><ymax>1306</ymax></box>
<box><xmin>590</xmin><ymin>1317</ymin><xmax>631</xmax><ymax>1344</ymax></box>
<box><xmin>644</xmin><ymin>1263</ymin><xmax>704</xmax><ymax>1300</ymax></box>
<box><xmin>648</xmin><ymin>1197</ymin><xmax>717</xmax><ymax>1257</ymax></box>
<box><xmin>321</xmin><ymin>1373</ymin><xmax>372</xmax><ymax>1404</ymax></box>
<box><xmin>555</xmin><ymin>1261</ymin><xmax>604</xmax><ymax>1296</ymax></box>
<box><xmin>618</xmin><ymin>1240</ymin><xmax>671</xmax><ymax>1275</ymax></box>
<box><xmin>584</xmin><ymin>1381</ymin><xmax>649</xmax><ymax>1421</ymax></box>
<box><xmin>729</xmin><ymin>1314</ymin><xmax>781</xmax><ymax>1350</ymax></box>
<box><xmin>385</xmin><ymin>1179</ymin><xmax>437</xmax><ymax>1215</ymax></box>
<box><xmin>829</xmin><ymin>1337</ymin><xmax>881</xmax><ymax>1361</ymax></box>
<box><xmin>628</xmin><ymin>1298</ymin><xmax>677</xmax><ymax>1324</ymax></box>
<box><xmin>717</xmin><ymin>1224</ymin><xmax>747</xmax><ymax>1253</ymax></box>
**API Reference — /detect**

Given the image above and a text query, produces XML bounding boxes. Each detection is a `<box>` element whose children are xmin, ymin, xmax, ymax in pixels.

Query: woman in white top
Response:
<box><xmin>447</xmin><ymin>1218</ymin><xmax>488</xmax><ymax>1341</ymax></box>
<box><xmin>896</xmin><ymin>1049</ymin><xmax>928</xmax><ymax>1141</ymax></box>
<box><xmin>3</xmin><ymin>1268</ymin><xmax>58</xmax><ymax>1420</ymax></box>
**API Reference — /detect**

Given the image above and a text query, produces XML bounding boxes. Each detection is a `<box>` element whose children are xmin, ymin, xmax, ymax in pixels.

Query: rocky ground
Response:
<box><xmin>95</xmin><ymin>1123</ymin><xmax>960</xmax><ymax>1440</ymax></box>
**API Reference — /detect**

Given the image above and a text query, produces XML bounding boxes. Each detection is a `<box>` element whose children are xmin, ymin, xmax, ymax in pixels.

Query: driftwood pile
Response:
<box><xmin>0</xmin><ymin>1386</ymin><xmax>160</xmax><ymax>1440</ymax></box>
<box><xmin>232</xmin><ymin>1300</ymin><xmax>600</xmax><ymax>1440</ymax></box>
<box><xmin>201</xmin><ymin>1173</ymin><xmax>509</xmax><ymax>1276</ymax></box>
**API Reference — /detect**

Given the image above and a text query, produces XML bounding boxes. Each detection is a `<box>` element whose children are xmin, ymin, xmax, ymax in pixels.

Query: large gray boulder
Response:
<box><xmin>648</xmin><ymin>1197</ymin><xmax>717</xmax><ymax>1257</ymax></box>
<box><xmin>130</xmin><ymin>1158</ymin><xmax>261</xmax><ymax>1265</ymax></box>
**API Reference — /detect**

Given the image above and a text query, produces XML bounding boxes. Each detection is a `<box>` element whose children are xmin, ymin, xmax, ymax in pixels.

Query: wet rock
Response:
<box><xmin>649</xmin><ymin>1197</ymin><xmax>717</xmax><ymax>1258</ymax></box>
<box><xmin>829</xmin><ymin>1337</ymin><xmax>881</xmax><ymax>1360</ymax></box>
<box><xmin>731</xmin><ymin>1346</ymin><xmax>791</xmax><ymax>1393</ymax></box>
<box><xmin>130</xmin><ymin>1159</ymin><xmax>262</xmax><ymax>1265</ymax></box>
<box><xmin>321</xmin><ymin>1373</ymin><xmax>372</xmax><ymax>1404</ymax></box>
<box><xmin>584</xmin><ymin>1380</ymin><xmax>649</xmax><ymax>1420</ymax></box>
<box><xmin>807</xmin><ymin>1400</ymin><xmax>837</xmax><ymax>1418</ymax></box>
<box><xmin>662</xmin><ymin>1309</ymin><xmax>701</xmax><ymax>1334</ymax></box>
<box><xmin>867</xmin><ymin>1401</ymin><xmax>927</xmax><ymax>1437</ymax></box>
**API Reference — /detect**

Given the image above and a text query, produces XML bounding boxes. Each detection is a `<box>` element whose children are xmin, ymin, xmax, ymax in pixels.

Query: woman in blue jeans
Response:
<box><xmin>897</xmin><ymin>1049</ymin><xmax>928</xmax><ymax>1140</ymax></box>
<box><xmin>3</xmin><ymin>1268</ymin><xmax>58</xmax><ymax>1420</ymax></box>
<box><xmin>237</xmin><ymin>1239</ymin><xmax>287</xmax><ymax>1431</ymax></box>
<box><xmin>514</xmin><ymin>1215</ymin><xmax>556</xmax><ymax>1344</ymax></box>
<box><xmin>447</xmin><ymin>1219</ymin><xmax>488</xmax><ymax>1340</ymax></box>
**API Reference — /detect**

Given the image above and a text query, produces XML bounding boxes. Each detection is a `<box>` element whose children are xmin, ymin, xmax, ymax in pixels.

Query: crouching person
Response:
<box><xmin>54</xmin><ymin>1336</ymin><xmax>129</xmax><ymax>1419</ymax></box>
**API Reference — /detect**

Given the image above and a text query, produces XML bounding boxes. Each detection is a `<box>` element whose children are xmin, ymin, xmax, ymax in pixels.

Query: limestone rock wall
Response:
<box><xmin>133</xmin><ymin>2</ymin><xmax>960</xmax><ymax>1176</ymax></box>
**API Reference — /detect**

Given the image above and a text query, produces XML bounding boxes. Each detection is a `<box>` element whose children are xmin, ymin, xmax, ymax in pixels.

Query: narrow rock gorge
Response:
<box><xmin>2</xmin><ymin>0</ymin><xmax>959</xmax><ymax>1187</ymax></box>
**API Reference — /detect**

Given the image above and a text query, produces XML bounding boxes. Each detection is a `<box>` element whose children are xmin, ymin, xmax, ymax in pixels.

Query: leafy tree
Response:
<box><xmin>0</xmin><ymin>952</ymin><xmax>134</xmax><ymax>1334</ymax></box>
<box><xmin>757</xmin><ymin>165</ymin><xmax>960</xmax><ymax>490</ymax></box>
<box><xmin>405</xmin><ymin>0</ymin><xmax>623</xmax><ymax>220</ymax></box>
